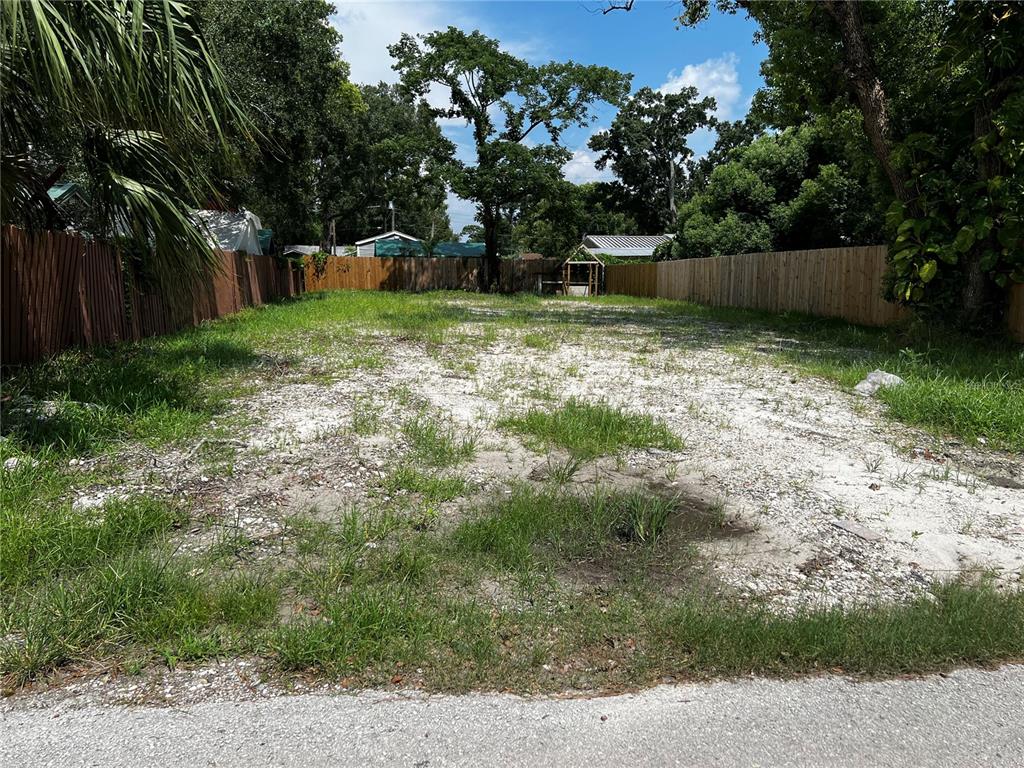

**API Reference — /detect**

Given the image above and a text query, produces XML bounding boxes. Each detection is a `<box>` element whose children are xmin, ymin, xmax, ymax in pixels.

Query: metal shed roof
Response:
<box><xmin>583</xmin><ymin>234</ymin><xmax>672</xmax><ymax>252</ymax></box>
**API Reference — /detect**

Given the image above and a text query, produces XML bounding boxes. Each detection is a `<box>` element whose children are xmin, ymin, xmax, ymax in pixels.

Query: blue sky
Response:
<box><xmin>331</xmin><ymin>0</ymin><xmax>767</xmax><ymax>233</ymax></box>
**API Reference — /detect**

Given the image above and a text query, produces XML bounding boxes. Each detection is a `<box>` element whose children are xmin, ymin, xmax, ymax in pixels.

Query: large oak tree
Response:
<box><xmin>389</xmin><ymin>27</ymin><xmax>630</xmax><ymax>288</ymax></box>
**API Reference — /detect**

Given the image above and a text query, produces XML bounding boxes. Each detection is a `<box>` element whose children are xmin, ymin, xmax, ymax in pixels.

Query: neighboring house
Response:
<box><xmin>47</xmin><ymin>182</ymin><xmax>90</xmax><ymax>228</ymax></box>
<box><xmin>284</xmin><ymin>245</ymin><xmax>355</xmax><ymax>258</ymax></box>
<box><xmin>282</xmin><ymin>245</ymin><xmax>321</xmax><ymax>257</ymax></box>
<box><xmin>355</xmin><ymin>230</ymin><xmax>422</xmax><ymax>257</ymax></box>
<box><xmin>356</xmin><ymin>230</ymin><xmax>486</xmax><ymax>258</ymax></box>
<box><xmin>195</xmin><ymin>209</ymin><xmax>264</xmax><ymax>255</ymax></box>
<box><xmin>582</xmin><ymin>234</ymin><xmax>672</xmax><ymax>260</ymax></box>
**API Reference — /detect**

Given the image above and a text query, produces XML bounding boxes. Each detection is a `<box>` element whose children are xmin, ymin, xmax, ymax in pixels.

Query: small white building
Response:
<box><xmin>354</xmin><ymin>230</ymin><xmax>421</xmax><ymax>257</ymax></box>
<box><xmin>582</xmin><ymin>234</ymin><xmax>672</xmax><ymax>260</ymax></box>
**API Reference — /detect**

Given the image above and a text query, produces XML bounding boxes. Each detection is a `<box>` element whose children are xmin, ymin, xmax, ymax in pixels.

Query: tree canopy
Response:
<box><xmin>656</xmin><ymin>0</ymin><xmax>1024</xmax><ymax>327</ymax></box>
<box><xmin>390</xmin><ymin>27</ymin><xmax>631</xmax><ymax>285</ymax></box>
<box><xmin>1</xmin><ymin>0</ymin><xmax>251</xmax><ymax>283</ymax></box>
<box><xmin>589</xmin><ymin>86</ymin><xmax>716</xmax><ymax>229</ymax></box>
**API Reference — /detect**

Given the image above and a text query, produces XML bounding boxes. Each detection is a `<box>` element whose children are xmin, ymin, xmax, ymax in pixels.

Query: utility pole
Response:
<box><xmin>388</xmin><ymin>200</ymin><xmax>396</xmax><ymax>231</ymax></box>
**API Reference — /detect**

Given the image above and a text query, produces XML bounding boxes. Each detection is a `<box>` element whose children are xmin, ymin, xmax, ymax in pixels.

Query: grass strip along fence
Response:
<box><xmin>1</xmin><ymin>226</ymin><xmax>304</xmax><ymax>365</ymax></box>
<box><xmin>606</xmin><ymin>246</ymin><xmax>1024</xmax><ymax>340</ymax></box>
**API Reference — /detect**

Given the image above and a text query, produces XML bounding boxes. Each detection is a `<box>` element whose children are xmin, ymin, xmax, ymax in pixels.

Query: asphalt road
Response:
<box><xmin>3</xmin><ymin>666</ymin><xmax>1022</xmax><ymax>767</ymax></box>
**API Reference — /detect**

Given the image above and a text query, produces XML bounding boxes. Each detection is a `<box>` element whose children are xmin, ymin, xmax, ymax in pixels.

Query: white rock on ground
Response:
<box><xmin>854</xmin><ymin>369</ymin><xmax>906</xmax><ymax>397</ymax></box>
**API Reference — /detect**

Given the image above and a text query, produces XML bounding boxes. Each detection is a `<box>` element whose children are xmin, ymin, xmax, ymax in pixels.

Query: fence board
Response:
<box><xmin>1</xmin><ymin>225</ymin><xmax>303</xmax><ymax>364</ymax></box>
<box><xmin>607</xmin><ymin>246</ymin><xmax>919</xmax><ymax>328</ymax></box>
<box><xmin>304</xmin><ymin>256</ymin><xmax>559</xmax><ymax>295</ymax></box>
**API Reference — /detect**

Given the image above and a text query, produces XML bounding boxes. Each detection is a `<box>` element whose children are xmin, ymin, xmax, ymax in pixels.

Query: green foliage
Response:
<box><xmin>322</xmin><ymin>83</ymin><xmax>454</xmax><ymax>243</ymax></box>
<box><xmin>198</xmin><ymin>0</ymin><xmax>359</xmax><ymax>244</ymax></box>
<box><xmin>1</xmin><ymin>0</ymin><xmax>251</xmax><ymax>282</ymax></box>
<box><xmin>883</xmin><ymin>5</ymin><xmax>1024</xmax><ymax>318</ymax></box>
<box><xmin>671</xmin><ymin>0</ymin><xmax>1023</xmax><ymax>326</ymax></box>
<box><xmin>589</xmin><ymin>86</ymin><xmax>716</xmax><ymax>228</ymax></box>
<box><xmin>390</xmin><ymin>27</ymin><xmax>631</xmax><ymax>271</ymax></box>
<box><xmin>497</xmin><ymin>398</ymin><xmax>683</xmax><ymax>459</ymax></box>
<box><xmin>512</xmin><ymin>180</ymin><xmax>639</xmax><ymax>258</ymax></box>
<box><xmin>672</xmin><ymin>120</ymin><xmax>882</xmax><ymax>257</ymax></box>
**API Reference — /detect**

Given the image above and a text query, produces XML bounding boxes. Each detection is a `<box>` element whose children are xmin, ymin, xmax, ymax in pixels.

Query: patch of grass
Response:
<box><xmin>384</xmin><ymin>467</ymin><xmax>467</xmax><ymax>503</ymax></box>
<box><xmin>351</xmin><ymin>395</ymin><xmax>383</xmax><ymax>436</ymax></box>
<box><xmin>521</xmin><ymin>332</ymin><xmax>556</xmax><ymax>351</ymax></box>
<box><xmin>451</xmin><ymin>484</ymin><xmax>679</xmax><ymax>571</ymax></box>
<box><xmin>0</xmin><ymin>493</ymin><xmax>183</xmax><ymax>591</ymax></box>
<box><xmin>2</xmin><ymin>340</ymin><xmax>253</xmax><ymax>455</ymax></box>
<box><xmin>498</xmin><ymin>398</ymin><xmax>683</xmax><ymax>459</ymax></box>
<box><xmin>402</xmin><ymin>412</ymin><xmax>477</xmax><ymax>467</ymax></box>
<box><xmin>878</xmin><ymin>376</ymin><xmax>1023</xmax><ymax>450</ymax></box>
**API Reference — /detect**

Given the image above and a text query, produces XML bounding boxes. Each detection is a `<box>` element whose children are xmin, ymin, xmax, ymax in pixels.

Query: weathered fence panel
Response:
<box><xmin>606</xmin><ymin>262</ymin><xmax>657</xmax><ymax>298</ymax></box>
<box><xmin>607</xmin><ymin>246</ymin><xmax>909</xmax><ymax>328</ymax></box>
<box><xmin>1</xmin><ymin>225</ymin><xmax>303</xmax><ymax>364</ymax></box>
<box><xmin>304</xmin><ymin>256</ymin><xmax>561</xmax><ymax>294</ymax></box>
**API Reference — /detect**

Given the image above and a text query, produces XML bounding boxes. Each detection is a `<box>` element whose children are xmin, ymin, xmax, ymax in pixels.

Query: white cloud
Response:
<box><xmin>332</xmin><ymin>3</ymin><xmax>457</xmax><ymax>86</ymax></box>
<box><xmin>659</xmin><ymin>53</ymin><xmax>742</xmax><ymax>119</ymax></box>
<box><xmin>332</xmin><ymin>3</ymin><xmax>544</xmax><ymax>86</ymax></box>
<box><xmin>561</xmin><ymin>148</ymin><xmax>614</xmax><ymax>184</ymax></box>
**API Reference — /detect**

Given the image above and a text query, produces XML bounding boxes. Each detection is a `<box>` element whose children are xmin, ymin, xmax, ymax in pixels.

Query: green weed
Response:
<box><xmin>498</xmin><ymin>398</ymin><xmax>682</xmax><ymax>459</ymax></box>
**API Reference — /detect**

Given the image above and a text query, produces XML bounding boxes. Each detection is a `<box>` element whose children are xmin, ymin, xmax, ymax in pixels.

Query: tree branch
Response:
<box><xmin>602</xmin><ymin>1</ymin><xmax>635</xmax><ymax>14</ymax></box>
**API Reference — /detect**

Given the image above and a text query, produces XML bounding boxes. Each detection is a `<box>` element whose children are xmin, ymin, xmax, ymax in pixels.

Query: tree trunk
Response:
<box><xmin>959</xmin><ymin>97</ymin><xmax>1002</xmax><ymax>328</ymax></box>
<box><xmin>481</xmin><ymin>203</ymin><xmax>500</xmax><ymax>292</ymax></box>
<box><xmin>823</xmin><ymin>1</ymin><xmax>913</xmax><ymax>206</ymax></box>
<box><xmin>667</xmin><ymin>159</ymin><xmax>677</xmax><ymax>226</ymax></box>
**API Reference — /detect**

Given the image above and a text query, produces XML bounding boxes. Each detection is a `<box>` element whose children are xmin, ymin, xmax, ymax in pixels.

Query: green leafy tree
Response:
<box><xmin>389</xmin><ymin>27</ymin><xmax>631</xmax><ymax>287</ymax></box>
<box><xmin>589</xmin><ymin>86</ymin><xmax>716</xmax><ymax>228</ymax></box>
<box><xmin>671</xmin><ymin>121</ymin><xmax>883</xmax><ymax>257</ymax></box>
<box><xmin>686</xmin><ymin>117</ymin><xmax>764</xmax><ymax>192</ymax></box>
<box><xmin>320</xmin><ymin>83</ymin><xmax>454</xmax><ymax>244</ymax></box>
<box><xmin>198</xmin><ymin>0</ymin><xmax>360</xmax><ymax>244</ymax></box>
<box><xmin>512</xmin><ymin>180</ymin><xmax>638</xmax><ymax>258</ymax></box>
<box><xmin>1</xmin><ymin>0</ymin><xmax>251</xmax><ymax>282</ymax></box>
<box><xmin>626</xmin><ymin>0</ymin><xmax>1023</xmax><ymax>328</ymax></box>
<box><xmin>459</xmin><ymin>224</ymin><xmax>486</xmax><ymax>243</ymax></box>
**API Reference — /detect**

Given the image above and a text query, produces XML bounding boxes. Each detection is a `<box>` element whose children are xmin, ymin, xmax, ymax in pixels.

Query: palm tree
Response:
<box><xmin>1</xmin><ymin>0</ymin><xmax>252</xmax><ymax>283</ymax></box>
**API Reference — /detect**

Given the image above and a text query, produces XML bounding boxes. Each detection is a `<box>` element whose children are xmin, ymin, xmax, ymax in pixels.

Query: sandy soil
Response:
<box><xmin>10</xmin><ymin>296</ymin><xmax>1022</xmax><ymax>707</ymax></box>
<box><xmin>73</xmin><ymin>298</ymin><xmax>1023</xmax><ymax>609</ymax></box>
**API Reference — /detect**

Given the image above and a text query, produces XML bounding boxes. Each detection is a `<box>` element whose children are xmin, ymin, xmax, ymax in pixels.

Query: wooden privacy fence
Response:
<box><xmin>1</xmin><ymin>225</ymin><xmax>303</xmax><ymax>364</ymax></box>
<box><xmin>607</xmin><ymin>246</ymin><xmax>1024</xmax><ymax>338</ymax></box>
<box><xmin>304</xmin><ymin>255</ymin><xmax>563</xmax><ymax>294</ymax></box>
<box><xmin>608</xmin><ymin>246</ymin><xmax>910</xmax><ymax>327</ymax></box>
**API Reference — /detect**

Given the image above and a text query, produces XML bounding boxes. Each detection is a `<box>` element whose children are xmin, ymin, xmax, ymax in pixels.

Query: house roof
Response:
<box><xmin>283</xmin><ymin>245</ymin><xmax>321</xmax><ymax>256</ymax></box>
<box><xmin>355</xmin><ymin>229</ymin><xmax>420</xmax><ymax>246</ymax></box>
<box><xmin>583</xmin><ymin>234</ymin><xmax>672</xmax><ymax>252</ymax></box>
<box><xmin>48</xmin><ymin>182</ymin><xmax>88</xmax><ymax>203</ymax></box>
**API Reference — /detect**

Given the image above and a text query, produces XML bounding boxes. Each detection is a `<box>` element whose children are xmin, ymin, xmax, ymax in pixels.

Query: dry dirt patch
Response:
<box><xmin>92</xmin><ymin>296</ymin><xmax>1023</xmax><ymax>609</ymax></box>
